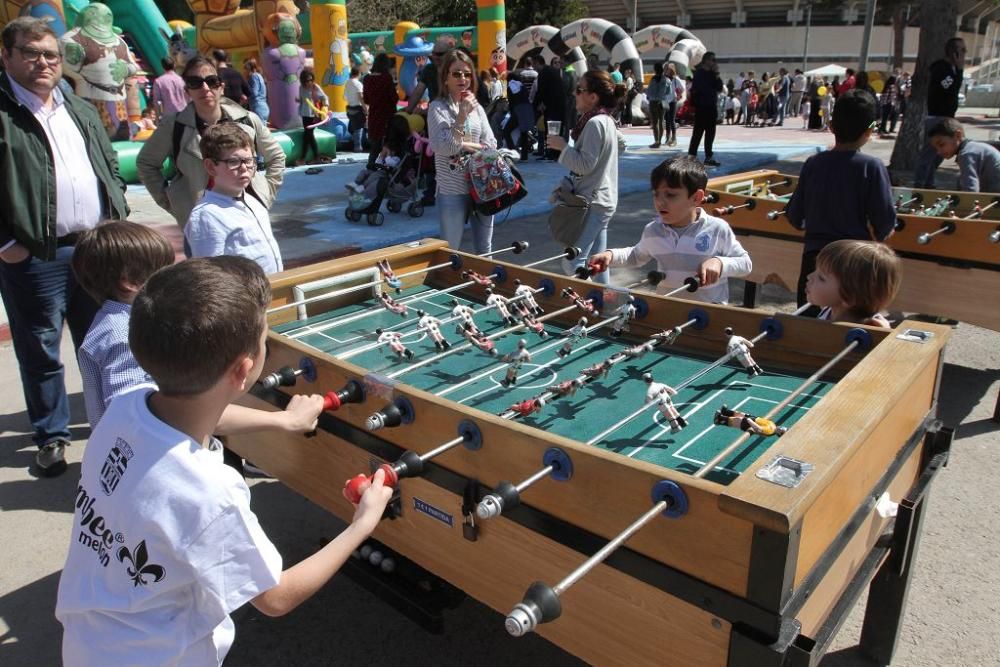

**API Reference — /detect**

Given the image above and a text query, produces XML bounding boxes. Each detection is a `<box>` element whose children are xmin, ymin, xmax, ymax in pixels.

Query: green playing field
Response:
<box><xmin>275</xmin><ymin>285</ymin><xmax>832</xmax><ymax>485</ymax></box>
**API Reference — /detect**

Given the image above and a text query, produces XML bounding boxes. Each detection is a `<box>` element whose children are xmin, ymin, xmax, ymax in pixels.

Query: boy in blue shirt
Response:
<box><xmin>927</xmin><ymin>117</ymin><xmax>1000</xmax><ymax>193</ymax></box>
<box><xmin>785</xmin><ymin>89</ymin><xmax>896</xmax><ymax>308</ymax></box>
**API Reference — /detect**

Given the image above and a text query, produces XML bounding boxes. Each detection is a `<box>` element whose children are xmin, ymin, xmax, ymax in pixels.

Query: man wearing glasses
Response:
<box><xmin>0</xmin><ymin>17</ymin><xmax>129</xmax><ymax>477</ymax></box>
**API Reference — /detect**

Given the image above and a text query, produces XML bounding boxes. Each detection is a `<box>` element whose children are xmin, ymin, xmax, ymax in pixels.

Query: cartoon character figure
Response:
<box><xmin>462</xmin><ymin>30</ymin><xmax>473</xmax><ymax>50</ymax></box>
<box><xmin>373</xmin><ymin>35</ymin><xmax>387</xmax><ymax>54</ymax></box>
<box><xmin>559</xmin><ymin>317</ymin><xmax>588</xmax><ymax>358</ymax></box>
<box><xmin>725</xmin><ymin>327</ymin><xmax>763</xmax><ymax>376</ymax></box>
<box><xmin>714</xmin><ymin>405</ymin><xmax>786</xmax><ymax>437</ymax></box>
<box><xmin>491</xmin><ymin>29</ymin><xmax>507</xmax><ymax>74</ymax></box>
<box><xmin>351</xmin><ymin>45</ymin><xmax>374</xmax><ymax>76</ymax></box>
<box><xmin>262</xmin><ymin>13</ymin><xmax>306</xmax><ymax>130</ymax></box>
<box><xmin>325</xmin><ymin>16</ymin><xmax>351</xmax><ymax>86</ymax></box>
<box><xmin>394</xmin><ymin>35</ymin><xmax>434</xmax><ymax>99</ymax></box>
<box><xmin>644</xmin><ymin>373</ymin><xmax>687</xmax><ymax>433</ymax></box>
<box><xmin>376</xmin><ymin>328</ymin><xmax>414</xmax><ymax>359</ymax></box>
<box><xmin>500</xmin><ymin>339</ymin><xmax>532</xmax><ymax>387</ymax></box>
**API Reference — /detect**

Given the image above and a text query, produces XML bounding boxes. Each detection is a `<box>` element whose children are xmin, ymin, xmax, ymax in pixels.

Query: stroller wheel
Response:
<box><xmin>387</xmin><ymin>200</ymin><xmax>402</xmax><ymax>213</ymax></box>
<box><xmin>368</xmin><ymin>212</ymin><xmax>385</xmax><ymax>226</ymax></box>
<box><xmin>408</xmin><ymin>203</ymin><xmax>425</xmax><ymax>218</ymax></box>
<box><xmin>347</xmin><ymin>209</ymin><xmax>361</xmax><ymax>222</ymax></box>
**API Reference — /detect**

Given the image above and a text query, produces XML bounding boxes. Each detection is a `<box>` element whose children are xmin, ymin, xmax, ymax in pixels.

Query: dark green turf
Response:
<box><xmin>277</xmin><ymin>285</ymin><xmax>832</xmax><ymax>485</ymax></box>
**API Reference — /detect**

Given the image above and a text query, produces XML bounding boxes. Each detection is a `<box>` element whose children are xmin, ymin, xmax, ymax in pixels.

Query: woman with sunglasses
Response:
<box><xmin>546</xmin><ymin>71</ymin><xmax>625</xmax><ymax>284</ymax></box>
<box><xmin>137</xmin><ymin>56</ymin><xmax>285</xmax><ymax>230</ymax></box>
<box><xmin>428</xmin><ymin>50</ymin><xmax>498</xmax><ymax>253</ymax></box>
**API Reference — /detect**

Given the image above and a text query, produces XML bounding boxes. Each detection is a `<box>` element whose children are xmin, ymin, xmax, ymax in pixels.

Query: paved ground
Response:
<box><xmin>0</xmin><ymin>113</ymin><xmax>997</xmax><ymax>666</ymax></box>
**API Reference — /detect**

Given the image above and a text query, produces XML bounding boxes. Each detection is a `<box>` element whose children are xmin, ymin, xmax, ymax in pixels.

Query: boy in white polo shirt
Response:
<box><xmin>56</xmin><ymin>257</ymin><xmax>392</xmax><ymax>666</ymax></box>
<box><xmin>186</xmin><ymin>123</ymin><xmax>283</xmax><ymax>273</ymax></box>
<box><xmin>588</xmin><ymin>155</ymin><xmax>752</xmax><ymax>303</ymax></box>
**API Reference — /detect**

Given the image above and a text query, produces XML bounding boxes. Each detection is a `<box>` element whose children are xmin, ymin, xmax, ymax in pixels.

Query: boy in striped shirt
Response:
<box><xmin>588</xmin><ymin>156</ymin><xmax>752</xmax><ymax>303</ymax></box>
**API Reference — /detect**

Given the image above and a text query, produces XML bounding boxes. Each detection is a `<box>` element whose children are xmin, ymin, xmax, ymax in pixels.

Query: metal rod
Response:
<box><xmin>419</xmin><ymin>435</ymin><xmax>465</xmax><ymax>463</ymax></box>
<box><xmin>516</xmin><ymin>465</ymin><xmax>555</xmax><ymax>493</ymax></box>
<box><xmin>522</xmin><ymin>250</ymin><xmax>579</xmax><ymax>269</ymax></box>
<box><xmin>963</xmin><ymin>199</ymin><xmax>998</xmax><ymax>219</ymax></box>
<box><xmin>553</xmin><ymin>501</ymin><xmax>668</xmax><ymax>595</ymax></box>
<box><xmin>693</xmin><ymin>339</ymin><xmax>860</xmax><ymax>478</ymax></box>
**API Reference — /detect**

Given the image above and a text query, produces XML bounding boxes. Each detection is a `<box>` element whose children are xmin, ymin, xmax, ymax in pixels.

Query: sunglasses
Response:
<box><xmin>184</xmin><ymin>75</ymin><xmax>223</xmax><ymax>90</ymax></box>
<box><xmin>450</xmin><ymin>71</ymin><xmax>472</xmax><ymax>79</ymax></box>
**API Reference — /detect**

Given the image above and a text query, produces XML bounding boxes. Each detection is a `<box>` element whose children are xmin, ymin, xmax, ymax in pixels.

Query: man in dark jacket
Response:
<box><xmin>213</xmin><ymin>48</ymin><xmax>250</xmax><ymax>107</ymax></box>
<box><xmin>914</xmin><ymin>37</ymin><xmax>966</xmax><ymax>188</ymax></box>
<box><xmin>687</xmin><ymin>51</ymin><xmax>723</xmax><ymax>167</ymax></box>
<box><xmin>0</xmin><ymin>17</ymin><xmax>129</xmax><ymax>476</ymax></box>
<box><xmin>534</xmin><ymin>55</ymin><xmax>565</xmax><ymax>160</ymax></box>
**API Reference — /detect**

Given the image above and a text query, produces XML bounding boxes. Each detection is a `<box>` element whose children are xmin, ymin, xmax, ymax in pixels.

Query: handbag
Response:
<box><xmin>464</xmin><ymin>148</ymin><xmax>528</xmax><ymax>216</ymax></box>
<box><xmin>547</xmin><ymin>177</ymin><xmax>590</xmax><ymax>247</ymax></box>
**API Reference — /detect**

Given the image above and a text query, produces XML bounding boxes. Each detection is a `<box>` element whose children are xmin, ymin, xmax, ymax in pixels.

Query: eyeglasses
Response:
<box><xmin>575</xmin><ymin>86</ymin><xmax>589</xmax><ymax>95</ymax></box>
<box><xmin>214</xmin><ymin>157</ymin><xmax>257</xmax><ymax>171</ymax></box>
<box><xmin>13</xmin><ymin>45</ymin><xmax>62</xmax><ymax>65</ymax></box>
<box><xmin>184</xmin><ymin>75</ymin><xmax>223</xmax><ymax>90</ymax></box>
<box><xmin>450</xmin><ymin>71</ymin><xmax>472</xmax><ymax>79</ymax></box>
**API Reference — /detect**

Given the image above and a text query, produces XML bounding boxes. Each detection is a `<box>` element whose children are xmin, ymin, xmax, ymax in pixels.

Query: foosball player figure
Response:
<box><xmin>376</xmin><ymin>259</ymin><xmax>403</xmax><ymax>292</ymax></box>
<box><xmin>460</xmin><ymin>323</ymin><xmax>498</xmax><ymax>356</ymax></box>
<box><xmin>714</xmin><ymin>404</ymin><xmax>786</xmax><ymax>437</ymax></box>
<box><xmin>643</xmin><ymin>373</ymin><xmax>687</xmax><ymax>433</ymax></box>
<box><xmin>623</xmin><ymin>340</ymin><xmax>656</xmax><ymax>360</ymax></box>
<box><xmin>580</xmin><ymin>359</ymin><xmax>613</xmax><ymax>381</ymax></box>
<box><xmin>561</xmin><ymin>286</ymin><xmax>599</xmax><ymax>317</ymax></box>
<box><xmin>451</xmin><ymin>299</ymin><xmax>476</xmax><ymax>328</ymax></box>
<box><xmin>486</xmin><ymin>288</ymin><xmax>518</xmax><ymax>325</ymax></box>
<box><xmin>725</xmin><ymin>327</ymin><xmax>763</xmax><ymax>376</ymax></box>
<box><xmin>417</xmin><ymin>309</ymin><xmax>450</xmax><ymax>350</ymax></box>
<box><xmin>377</xmin><ymin>291</ymin><xmax>408</xmax><ymax>316</ymax></box>
<box><xmin>500</xmin><ymin>339</ymin><xmax>531</xmax><ymax>387</ymax></box>
<box><xmin>509</xmin><ymin>396</ymin><xmax>545</xmax><ymax>417</ymax></box>
<box><xmin>375</xmin><ymin>328</ymin><xmax>414</xmax><ymax>360</ymax></box>
<box><xmin>558</xmin><ymin>317</ymin><xmax>588</xmax><ymax>357</ymax></box>
<box><xmin>513</xmin><ymin>279</ymin><xmax>543</xmax><ymax>315</ymax></box>
<box><xmin>520</xmin><ymin>311</ymin><xmax>548</xmax><ymax>338</ymax></box>
<box><xmin>610</xmin><ymin>295</ymin><xmax>637</xmax><ymax>337</ymax></box>
<box><xmin>548</xmin><ymin>378</ymin><xmax>583</xmax><ymax>399</ymax></box>
<box><xmin>462</xmin><ymin>269</ymin><xmax>495</xmax><ymax>289</ymax></box>
<box><xmin>653</xmin><ymin>326</ymin><xmax>683</xmax><ymax>346</ymax></box>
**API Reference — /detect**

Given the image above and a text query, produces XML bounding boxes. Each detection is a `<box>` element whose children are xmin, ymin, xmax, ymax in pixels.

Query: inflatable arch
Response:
<box><xmin>552</xmin><ymin>18</ymin><xmax>643</xmax><ymax>81</ymax></box>
<box><xmin>632</xmin><ymin>24</ymin><xmax>706</xmax><ymax>77</ymax></box>
<box><xmin>506</xmin><ymin>25</ymin><xmax>586</xmax><ymax>78</ymax></box>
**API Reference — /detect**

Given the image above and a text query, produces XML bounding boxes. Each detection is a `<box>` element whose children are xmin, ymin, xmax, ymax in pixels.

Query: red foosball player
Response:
<box><xmin>377</xmin><ymin>291</ymin><xmax>408</xmax><ymax>317</ymax></box>
<box><xmin>520</xmin><ymin>312</ymin><xmax>548</xmax><ymax>338</ymax></box>
<box><xmin>643</xmin><ymin>373</ymin><xmax>687</xmax><ymax>433</ymax></box>
<box><xmin>375</xmin><ymin>328</ymin><xmax>414</xmax><ymax>360</ymax></box>
<box><xmin>462</xmin><ymin>269</ymin><xmax>495</xmax><ymax>289</ymax></box>
<box><xmin>580</xmin><ymin>359</ymin><xmax>613</xmax><ymax>381</ymax></box>
<box><xmin>561</xmin><ymin>286</ymin><xmax>599</xmax><ymax>317</ymax></box>
<box><xmin>486</xmin><ymin>288</ymin><xmax>518</xmax><ymax>325</ymax></box>
<box><xmin>714</xmin><ymin>404</ymin><xmax>787</xmax><ymax>437</ymax></box>
<box><xmin>725</xmin><ymin>327</ymin><xmax>763</xmax><ymax>376</ymax></box>
<box><xmin>548</xmin><ymin>378</ymin><xmax>583</xmax><ymax>399</ymax></box>
<box><xmin>509</xmin><ymin>397</ymin><xmax>545</xmax><ymax>417</ymax></box>
<box><xmin>622</xmin><ymin>340</ymin><xmax>655</xmax><ymax>360</ymax></box>
<box><xmin>513</xmin><ymin>279</ymin><xmax>543</xmax><ymax>315</ymax></box>
<box><xmin>417</xmin><ymin>309</ymin><xmax>450</xmax><ymax>350</ymax></box>
<box><xmin>376</xmin><ymin>259</ymin><xmax>403</xmax><ymax>291</ymax></box>
<box><xmin>459</xmin><ymin>323</ymin><xmax>498</xmax><ymax>356</ymax></box>
<box><xmin>653</xmin><ymin>326</ymin><xmax>683</xmax><ymax>346</ymax></box>
<box><xmin>500</xmin><ymin>339</ymin><xmax>531</xmax><ymax>387</ymax></box>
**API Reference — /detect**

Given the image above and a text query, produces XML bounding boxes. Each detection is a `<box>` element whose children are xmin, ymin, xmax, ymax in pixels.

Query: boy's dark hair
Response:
<box><xmin>130</xmin><ymin>256</ymin><xmax>271</xmax><ymax>396</ymax></box>
<box><xmin>650</xmin><ymin>155</ymin><xmax>708</xmax><ymax>195</ymax></box>
<box><xmin>212</xmin><ymin>48</ymin><xmax>228</xmax><ymax>64</ymax></box>
<box><xmin>831</xmin><ymin>89</ymin><xmax>878</xmax><ymax>143</ymax></box>
<box><xmin>72</xmin><ymin>221</ymin><xmax>174</xmax><ymax>303</ymax></box>
<box><xmin>200</xmin><ymin>122</ymin><xmax>252</xmax><ymax>161</ymax></box>
<box><xmin>927</xmin><ymin>117</ymin><xmax>963</xmax><ymax>138</ymax></box>
<box><xmin>161</xmin><ymin>57</ymin><xmax>175</xmax><ymax>71</ymax></box>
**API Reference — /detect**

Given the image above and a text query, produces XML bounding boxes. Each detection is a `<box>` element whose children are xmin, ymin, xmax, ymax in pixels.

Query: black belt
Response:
<box><xmin>56</xmin><ymin>233</ymin><xmax>80</xmax><ymax>247</ymax></box>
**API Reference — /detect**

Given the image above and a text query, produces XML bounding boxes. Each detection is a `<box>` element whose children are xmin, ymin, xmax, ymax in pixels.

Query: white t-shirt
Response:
<box><xmin>56</xmin><ymin>387</ymin><xmax>283</xmax><ymax>666</ymax></box>
<box><xmin>345</xmin><ymin>78</ymin><xmax>364</xmax><ymax>107</ymax></box>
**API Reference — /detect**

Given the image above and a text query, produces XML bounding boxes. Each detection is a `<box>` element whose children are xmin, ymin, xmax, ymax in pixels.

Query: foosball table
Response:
<box><xmin>233</xmin><ymin>238</ymin><xmax>952</xmax><ymax>666</ymax></box>
<box><xmin>706</xmin><ymin>169</ymin><xmax>1000</xmax><ymax>331</ymax></box>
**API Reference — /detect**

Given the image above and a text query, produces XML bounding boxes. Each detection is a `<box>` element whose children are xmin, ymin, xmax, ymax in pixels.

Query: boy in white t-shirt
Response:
<box><xmin>186</xmin><ymin>123</ymin><xmax>284</xmax><ymax>274</ymax></box>
<box><xmin>588</xmin><ymin>156</ymin><xmax>752</xmax><ymax>303</ymax></box>
<box><xmin>56</xmin><ymin>257</ymin><xmax>393</xmax><ymax>666</ymax></box>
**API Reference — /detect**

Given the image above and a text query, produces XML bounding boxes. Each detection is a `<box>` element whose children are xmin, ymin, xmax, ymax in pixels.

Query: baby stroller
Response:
<box><xmin>345</xmin><ymin>135</ymin><xmax>428</xmax><ymax>225</ymax></box>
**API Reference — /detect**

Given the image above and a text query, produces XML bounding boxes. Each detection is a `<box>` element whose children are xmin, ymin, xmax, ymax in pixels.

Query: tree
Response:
<box><xmin>889</xmin><ymin>0</ymin><xmax>958</xmax><ymax>175</ymax></box>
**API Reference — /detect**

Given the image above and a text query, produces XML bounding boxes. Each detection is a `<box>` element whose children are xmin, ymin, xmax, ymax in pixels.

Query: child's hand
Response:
<box><xmin>588</xmin><ymin>251</ymin><xmax>613</xmax><ymax>273</ymax></box>
<box><xmin>350</xmin><ymin>468</ymin><xmax>393</xmax><ymax>533</ymax></box>
<box><xmin>281</xmin><ymin>393</ymin><xmax>325</xmax><ymax>432</ymax></box>
<box><xmin>698</xmin><ymin>257</ymin><xmax>724</xmax><ymax>285</ymax></box>
<box><xmin>864</xmin><ymin>313</ymin><xmax>892</xmax><ymax>329</ymax></box>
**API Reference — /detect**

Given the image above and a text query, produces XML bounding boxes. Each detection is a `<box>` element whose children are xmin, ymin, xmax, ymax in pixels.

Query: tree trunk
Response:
<box><xmin>889</xmin><ymin>0</ymin><xmax>958</xmax><ymax>175</ymax></box>
<box><xmin>892</xmin><ymin>6</ymin><xmax>905</xmax><ymax>70</ymax></box>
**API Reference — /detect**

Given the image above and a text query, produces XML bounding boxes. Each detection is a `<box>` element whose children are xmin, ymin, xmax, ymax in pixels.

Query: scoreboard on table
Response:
<box><xmin>233</xmin><ymin>239</ymin><xmax>953</xmax><ymax>666</ymax></box>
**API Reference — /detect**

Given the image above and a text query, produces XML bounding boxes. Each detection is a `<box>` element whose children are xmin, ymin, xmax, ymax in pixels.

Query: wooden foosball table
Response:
<box><xmin>232</xmin><ymin>239</ymin><xmax>952</xmax><ymax>666</ymax></box>
<box><xmin>706</xmin><ymin>170</ymin><xmax>1000</xmax><ymax>331</ymax></box>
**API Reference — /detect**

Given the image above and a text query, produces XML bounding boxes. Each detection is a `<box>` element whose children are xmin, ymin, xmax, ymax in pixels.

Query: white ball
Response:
<box><xmin>380</xmin><ymin>557</ymin><xmax>396</xmax><ymax>573</ymax></box>
<box><xmin>369</xmin><ymin>550</ymin><xmax>384</xmax><ymax>566</ymax></box>
<box><xmin>359</xmin><ymin>545</ymin><xmax>373</xmax><ymax>559</ymax></box>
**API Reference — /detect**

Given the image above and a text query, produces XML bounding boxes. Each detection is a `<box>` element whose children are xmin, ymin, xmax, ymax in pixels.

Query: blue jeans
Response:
<box><xmin>438</xmin><ymin>193</ymin><xmax>494</xmax><ymax>254</ymax></box>
<box><xmin>0</xmin><ymin>246</ymin><xmax>99</xmax><ymax>447</ymax></box>
<box><xmin>562</xmin><ymin>204</ymin><xmax>613</xmax><ymax>285</ymax></box>
<box><xmin>777</xmin><ymin>94</ymin><xmax>789</xmax><ymax>124</ymax></box>
<box><xmin>914</xmin><ymin>116</ymin><xmax>946</xmax><ymax>188</ymax></box>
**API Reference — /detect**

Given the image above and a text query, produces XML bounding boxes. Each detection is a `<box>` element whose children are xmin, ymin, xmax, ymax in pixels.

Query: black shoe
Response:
<box><xmin>405</xmin><ymin>350</ymin><xmax>414</xmax><ymax>360</ymax></box>
<box><xmin>419</xmin><ymin>195</ymin><xmax>436</xmax><ymax>207</ymax></box>
<box><xmin>704</xmin><ymin>158</ymin><xmax>721</xmax><ymax>167</ymax></box>
<box><xmin>677</xmin><ymin>416</ymin><xmax>688</xmax><ymax>428</ymax></box>
<box><xmin>36</xmin><ymin>439</ymin><xmax>68</xmax><ymax>477</ymax></box>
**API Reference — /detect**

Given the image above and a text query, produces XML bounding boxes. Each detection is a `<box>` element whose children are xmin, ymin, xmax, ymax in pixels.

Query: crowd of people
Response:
<box><xmin>0</xmin><ymin>14</ymin><xmax>985</xmax><ymax>664</ymax></box>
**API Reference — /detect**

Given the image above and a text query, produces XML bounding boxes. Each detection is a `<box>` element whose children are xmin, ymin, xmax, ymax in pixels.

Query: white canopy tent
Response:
<box><xmin>805</xmin><ymin>64</ymin><xmax>848</xmax><ymax>77</ymax></box>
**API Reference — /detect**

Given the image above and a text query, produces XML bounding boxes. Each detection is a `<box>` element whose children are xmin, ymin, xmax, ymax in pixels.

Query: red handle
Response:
<box><xmin>322</xmin><ymin>391</ymin><xmax>340</xmax><ymax>411</ymax></box>
<box><xmin>342</xmin><ymin>463</ymin><xmax>399</xmax><ymax>504</ymax></box>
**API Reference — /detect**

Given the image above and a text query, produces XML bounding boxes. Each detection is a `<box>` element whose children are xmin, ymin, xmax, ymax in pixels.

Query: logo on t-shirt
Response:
<box><xmin>117</xmin><ymin>540</ymin><xmax>166</xmax><ymax>587</ymax></box>
<box><xmin>695</xmin><ymin>232</ymin><xmax>711</xmax><ymax>252</ymax></box>
<box><xmin>941</xmin><ymin>75</ymin><xmax>955</xmax><ymax>90</ymax></box>
<box><xmin>100</xmin><ymin>438</ymin><xmax>134</xmax><ymax>496</ymax></box>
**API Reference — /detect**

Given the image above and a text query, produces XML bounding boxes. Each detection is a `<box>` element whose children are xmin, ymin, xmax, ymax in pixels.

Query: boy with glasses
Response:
<box><xmin>185</xmin><ymin>123</ymin><xmax>283</xmax><ymax>274</ymax></box>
